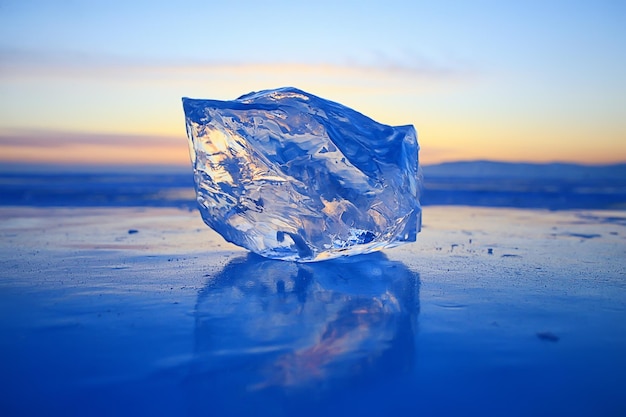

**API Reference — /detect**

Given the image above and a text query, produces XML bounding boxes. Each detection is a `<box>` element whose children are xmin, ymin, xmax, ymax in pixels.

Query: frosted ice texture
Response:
<box><xmin>183</xmin><ymin>87</ymin><xmax>421</xmax><ymax>262</ymax></box>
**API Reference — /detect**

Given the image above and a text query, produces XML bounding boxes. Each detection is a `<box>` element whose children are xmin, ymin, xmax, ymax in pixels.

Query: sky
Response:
<box><xmin>0</xmin><ymin>0</ymin><xmax>625</xmax><ymax>167</ymax></box>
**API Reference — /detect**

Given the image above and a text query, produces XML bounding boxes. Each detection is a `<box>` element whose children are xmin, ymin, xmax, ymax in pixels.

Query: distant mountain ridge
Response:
<box><xmin>419</xmin><ymin>160</ymin><xmax>626</xmax><ymax>209</ymax></box>
<box><xmin>0</xmin><ymin>160</ymin><xmax>625</xmax><ymax>210</ymax></box>
<box><xmin>422</xmin><ymin>160</ymin><xmax>626</xmax><ymax>180</ymax></box>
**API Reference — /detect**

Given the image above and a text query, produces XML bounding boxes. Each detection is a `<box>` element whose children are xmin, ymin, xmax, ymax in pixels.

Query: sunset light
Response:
<box><xmin>1</xmin><ymin>1</ymin><xmax>624</xmax><ymax>167</ymax></box>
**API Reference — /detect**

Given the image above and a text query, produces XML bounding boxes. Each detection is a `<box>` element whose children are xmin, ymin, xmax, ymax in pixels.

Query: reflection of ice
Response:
<box><xmin>190</xmin><ymin>252</ymin><xmax>419</xmax><ymax>413</ymax></box>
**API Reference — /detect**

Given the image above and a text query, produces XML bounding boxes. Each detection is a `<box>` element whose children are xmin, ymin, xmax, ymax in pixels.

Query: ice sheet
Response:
<box><xmin>0</xmin><ymin>206</ymin><xmax>625</xmax><ymax>417</ymax></box>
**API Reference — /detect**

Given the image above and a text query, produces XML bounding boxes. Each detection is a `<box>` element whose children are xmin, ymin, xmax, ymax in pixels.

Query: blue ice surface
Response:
<box><xmin>0</xmin><ymin>199</ymin><xmax>626</xmax><ymax>416</ymax></box>
<box><xmin>1</xmin><ymin>240</ymin><xmax>625</xmax><ymax>417</ymax></box>
<box><xmin>0</xmin><ymin>163</ymin><xmax>625</xmax><ymax>416</ymax></box>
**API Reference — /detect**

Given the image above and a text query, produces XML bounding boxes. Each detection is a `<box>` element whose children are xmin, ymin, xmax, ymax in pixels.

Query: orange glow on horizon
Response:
<box><xmin>0</xmin><ymin>144</ymin><xmax>191</xmax><ymax>166</ymax></box>
<box><xmin>1</xmin><ymin>119</ymin><xmax>625</xmax><ymax>167</ymax></box>
<box><xmin>2</xmin><ymin>60</ymin><xmax>624</xmax><ymax>167</ymax></box>
<box><xmin>1</xmin><ymin>140</ymin><xmax>625</xmax><ymax>167</ymax></box>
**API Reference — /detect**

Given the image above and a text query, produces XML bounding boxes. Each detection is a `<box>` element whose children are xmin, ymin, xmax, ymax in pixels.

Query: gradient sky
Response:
<box><xmin>1</xmin><ymin>0</ymin><xmax>625</xmax><ymax>166</ymax></box>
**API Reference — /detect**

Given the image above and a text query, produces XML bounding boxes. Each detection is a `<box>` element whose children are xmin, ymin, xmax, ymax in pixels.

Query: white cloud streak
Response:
<box><xmin>0</xmin><ymin>47</ymin><xmax>478</xmax><ymax>87</ymax></box>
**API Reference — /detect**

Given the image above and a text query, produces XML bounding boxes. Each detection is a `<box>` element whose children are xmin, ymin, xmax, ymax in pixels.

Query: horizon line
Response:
<box><xmin>1</xmin><ymin>159</ymin><xmax>625</xmax><ymax>174</ymax></box>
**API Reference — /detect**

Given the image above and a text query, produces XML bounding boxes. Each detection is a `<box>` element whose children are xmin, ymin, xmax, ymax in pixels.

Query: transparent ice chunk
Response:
<box><xmin>183</xmin><ymin>87</ymin><xmax>421</xmax><ymax>262</ymax></box>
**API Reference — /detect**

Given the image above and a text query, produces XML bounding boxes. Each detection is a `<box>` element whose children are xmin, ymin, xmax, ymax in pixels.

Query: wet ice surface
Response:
<box><xmin>1</xmin><ymin>206</ymin><xmax>625</xmax><ymax>417</ymax></box>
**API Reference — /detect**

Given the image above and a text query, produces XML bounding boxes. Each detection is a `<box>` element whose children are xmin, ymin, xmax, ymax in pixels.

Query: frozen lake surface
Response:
<box><xmin>0</xmin><ymin>206</ymin><xmax>625</xmax><ymax>416</ymax></box>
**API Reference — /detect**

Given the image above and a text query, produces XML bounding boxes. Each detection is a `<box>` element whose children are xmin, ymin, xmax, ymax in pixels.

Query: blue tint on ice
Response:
<box><xmin>1</xmin><ymin>206</ymin><xmax>626</xmax><ymax>417</ymax></box>
<box><xmin>183</xmin><ymin>87</ymin><xmax>421</xmax><ymax>262</ymax></box>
